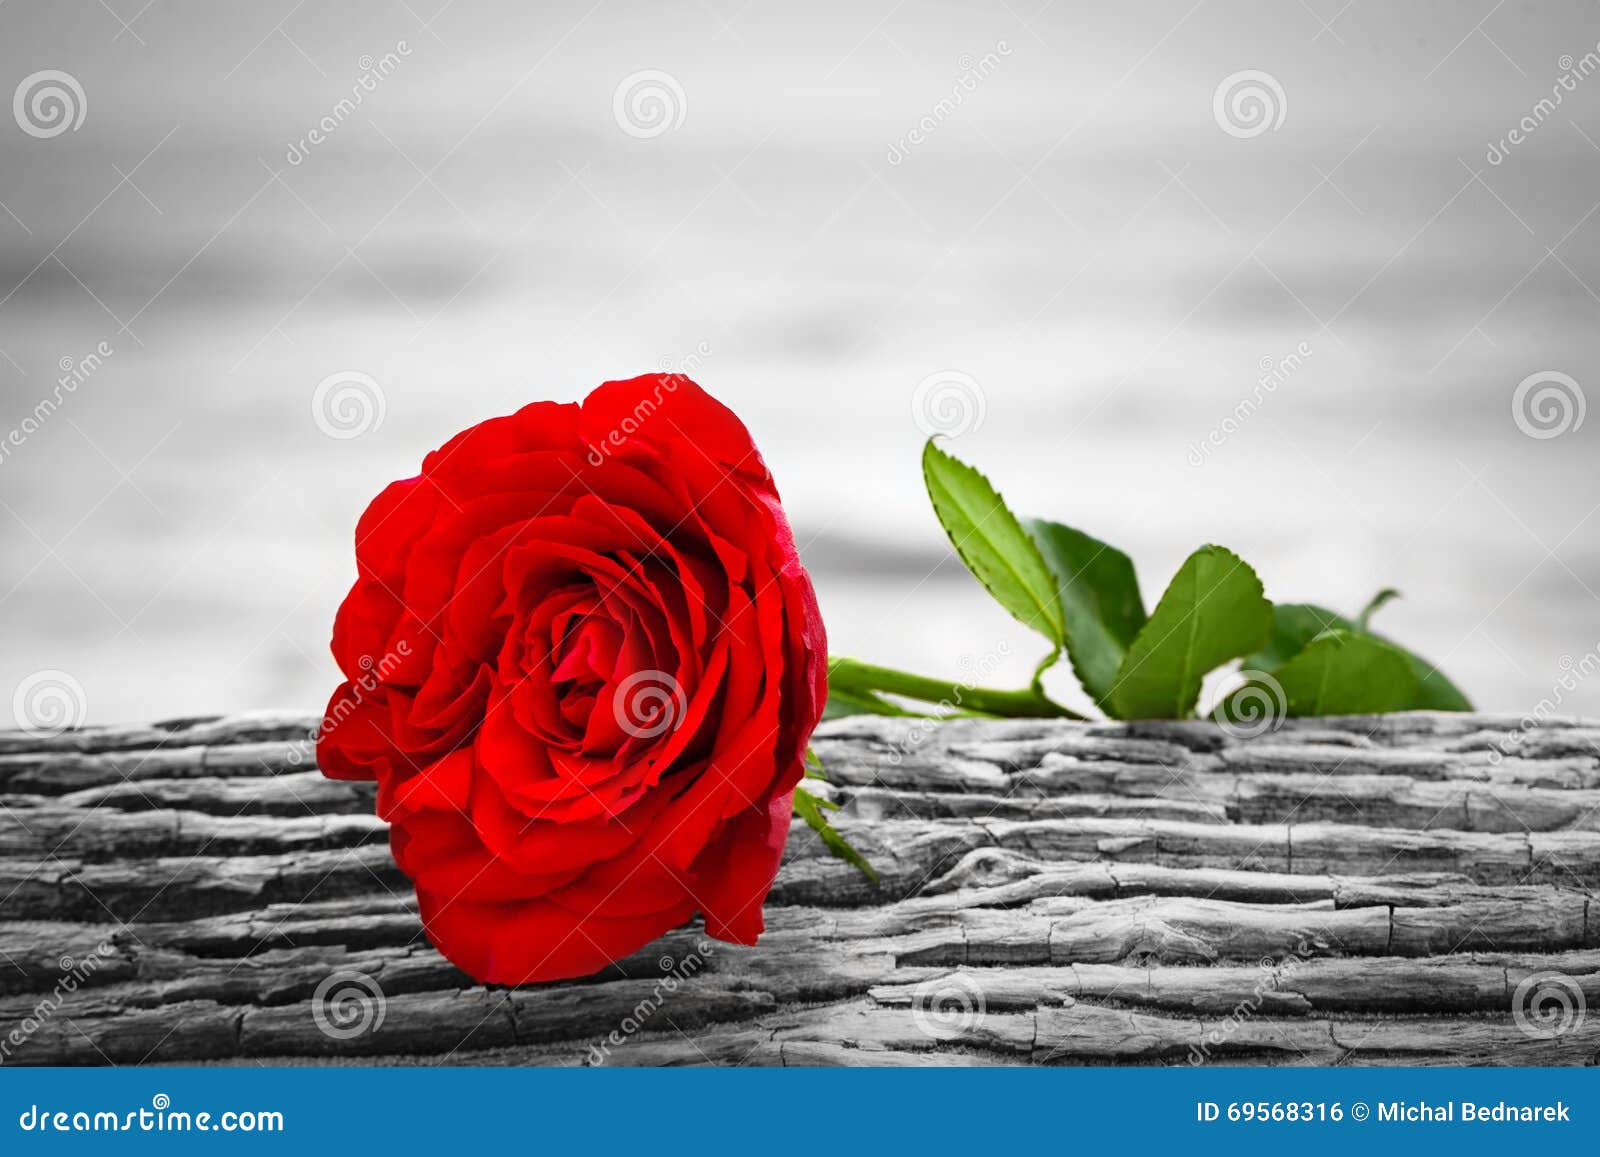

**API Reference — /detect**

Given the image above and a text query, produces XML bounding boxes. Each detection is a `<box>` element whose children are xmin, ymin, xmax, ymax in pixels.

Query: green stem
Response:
<box><xmin>1030</xmin><ymin>646</ymin><xmax>1062</xmax><ymax>695</ymax></box>
<box><xmin>828</xmin><ymin>656</ymin><xmax>1088</xmax><ymax>720</ymax></box>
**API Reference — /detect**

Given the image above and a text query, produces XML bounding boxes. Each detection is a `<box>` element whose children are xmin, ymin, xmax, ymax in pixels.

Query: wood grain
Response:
<box><xmin>0</xmin><ymin>710</ymin><xmax>1596</xmax><ymax>1066</ymax></box>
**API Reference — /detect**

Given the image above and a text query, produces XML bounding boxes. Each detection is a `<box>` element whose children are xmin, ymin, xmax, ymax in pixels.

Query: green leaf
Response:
<box><xmin>1395</xmin><ymin>653</ymin><xmax>1474</xmax><ymax>711</ymax></box>
<box><xmin>1244</xmin><ymin>603</ymin><xmax>1356</xmax><ymax>671</ymax></box>
<box><xmin>1025</xmin><ymin>519</ymin><xmax>1147</xmax><ymax>711</ymax></box>
<box><xmin>1249</xmin><ymin>602</ymin><xmax>1473</xmax><ymax>712</ymax></box>
<box><xmin>1230</xmin><ymin>629</ymin><xmax>1419</xmax><ymax>717</ymax></box>
<box><xmin>1355</xmin><ymin>591</ymin><xmax>1473</xmax><ymax>710</ymax></box>
<box><xmin>921</xmin><ymin>440</ymin><xmax>1064</xmax><ymax>645</ymax></box>
<box><xmin>804</xmin><ymin>747</ymin><xmax>826</xmax><ymax>779</ymax></box>
<box><xmin>1108</xmin><ymin>545</ymin><xmax>1273</xmax><ymax>719</ymax></box>
<box><xmin>793</xmin><ymin>787</ymin><xmax>877</xmax><ymax>881</ymax></box>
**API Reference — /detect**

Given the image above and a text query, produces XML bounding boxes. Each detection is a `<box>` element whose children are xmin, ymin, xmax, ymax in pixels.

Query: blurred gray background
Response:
<box><xmin>1</xmin><ymin>0</ymin><xmax>1597</xmax><ymax>725</ymax></box>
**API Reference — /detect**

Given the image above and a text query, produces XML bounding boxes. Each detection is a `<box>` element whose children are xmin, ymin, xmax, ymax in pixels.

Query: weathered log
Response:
<box><xmin>0</xmin><ymin>711</ymin><xmax>1596</xmax><ymax>1066</ymax></box>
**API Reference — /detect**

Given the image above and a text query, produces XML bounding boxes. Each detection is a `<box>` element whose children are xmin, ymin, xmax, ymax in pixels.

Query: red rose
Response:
<box><xmin>316</xmin><ymin>375</ymin><xmax>827</xmax><ymax>983</ymax></box>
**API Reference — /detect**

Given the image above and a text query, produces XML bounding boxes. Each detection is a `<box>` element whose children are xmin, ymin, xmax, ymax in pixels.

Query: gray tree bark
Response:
<box><xmin>1</xmin><ymin>710</ymin><xmax>1597</xmax><ymax>1065</ymax></box>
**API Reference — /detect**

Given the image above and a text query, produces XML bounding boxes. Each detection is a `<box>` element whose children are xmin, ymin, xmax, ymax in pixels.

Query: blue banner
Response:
<box><xmin>1</xmin><ymin>1067</ymin><xmax>1595</xmax><ymax>1153</ymax></box>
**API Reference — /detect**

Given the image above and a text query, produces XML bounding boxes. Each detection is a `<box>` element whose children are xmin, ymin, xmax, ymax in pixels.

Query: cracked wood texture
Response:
<box><xmin>2</xmin><ymin>710</ymin><xmax>1599</xmax><ymax>1067</ymax></box>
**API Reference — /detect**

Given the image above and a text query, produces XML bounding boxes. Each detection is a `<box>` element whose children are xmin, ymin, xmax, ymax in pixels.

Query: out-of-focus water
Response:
<box><xmin>1</xmin><ymin>0</ymin><xmax>1597</xmax><ymax>723</ymax></box>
